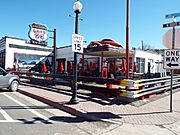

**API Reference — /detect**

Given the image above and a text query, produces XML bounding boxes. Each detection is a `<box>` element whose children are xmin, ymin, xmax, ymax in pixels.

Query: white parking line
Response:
<box><xmin>3</xmin><ymin>93</ymin><xmax>54</xmax><ymax>123</ymax></box>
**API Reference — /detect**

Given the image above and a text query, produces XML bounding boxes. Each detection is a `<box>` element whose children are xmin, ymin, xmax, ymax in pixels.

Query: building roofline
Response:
<box><xmin>3</xmin><ymin>36</ymin><xmax>27</xmax><ymax>41</ymax></box>
<box><xmin>0</xmin><ymin>36</ymin><xmax>53</xmax><ymax>48</ymax></box>
<box><xmin>57</xmin><ymin>45</ymin><xmax>71</xmax><ymax>49</ymax></box>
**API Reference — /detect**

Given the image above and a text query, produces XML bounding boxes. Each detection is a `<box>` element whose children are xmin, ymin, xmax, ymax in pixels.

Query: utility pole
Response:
<box><xmin>142</xmin><ymin>40</ymin><xmax>144</xmax><ymax>50</ymax></box>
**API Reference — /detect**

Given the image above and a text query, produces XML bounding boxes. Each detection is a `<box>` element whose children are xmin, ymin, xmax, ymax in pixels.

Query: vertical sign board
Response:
<box><xmin>164</xmin><ymin>49</ymin><xmax>180</xmax><ymax>69</ymax></box>
<box><xmin>72</xmin><ymin>33</ymin><xmax>84</xmax><ymax>53</ymax></box>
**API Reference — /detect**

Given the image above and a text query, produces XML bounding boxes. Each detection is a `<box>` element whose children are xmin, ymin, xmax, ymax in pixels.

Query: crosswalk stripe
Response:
<box><xmin>0</xmin><ymin>107</ymin><xmax>14</xmax><ymax>121</ymax></box>
<box><xmin>3</xmin><ymin>93</ymin><xmax>54</xmax><ymax>123</ymax></box>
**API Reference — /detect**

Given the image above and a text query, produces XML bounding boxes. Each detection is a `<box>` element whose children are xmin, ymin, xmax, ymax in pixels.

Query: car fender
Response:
<box><xmin>8</xmin><ymin>76</ymin><xmax>19</xmax><ymax>87</ymax></box>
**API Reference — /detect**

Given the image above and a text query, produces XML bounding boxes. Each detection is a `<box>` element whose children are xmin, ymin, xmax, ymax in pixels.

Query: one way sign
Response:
<box><xmin>164</xmin><ymin>49</ymin><xmax>180</xmax><ymax>69</ymax></box>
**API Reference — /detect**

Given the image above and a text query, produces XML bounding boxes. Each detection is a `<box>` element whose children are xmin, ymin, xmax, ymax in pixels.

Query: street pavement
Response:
<box><xmin>18</xmin><ymin>83</ymin><xmax>180</xmax><ymax>134</ymax></box>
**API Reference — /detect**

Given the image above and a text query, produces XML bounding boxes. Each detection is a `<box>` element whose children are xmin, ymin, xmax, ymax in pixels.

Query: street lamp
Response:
<box><xmin>125</xmin><ymin>0</ymin><xmax>130</xmax><ymax>79</ymax></box>
<box><xmin>48</xmin><ymin>29</ymin><xmax>57</xmax><ymax>76</ymax></box>
<box><xmin>69</xmin><ymin>0</ymin><xmax>83</xmax><ymax>104</ymax></box>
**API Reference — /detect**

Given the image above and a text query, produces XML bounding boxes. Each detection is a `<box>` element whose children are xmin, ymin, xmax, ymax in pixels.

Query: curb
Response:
<box><xmin>17</xmin><ymin>86</ymin><xmax>180</xmax><ymax>126</ymax></box>
<box><xmin>18</xmin><ymin>89</ymin><xmax>105</xmax><ymax>122</ymax></box>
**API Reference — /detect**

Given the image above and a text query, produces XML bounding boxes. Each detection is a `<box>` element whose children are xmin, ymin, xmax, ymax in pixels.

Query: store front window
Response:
<box><xmin>0</xmin><ymin>51</ymin><xmax>5</xmax><ymax>68</ymax></box>
<box><xmin>14</xmin><ymin>53</ymin><xmax>52</xmax><ymax>72</ymax></box>
<box><xmin>136</xmin><ymin>57</ymin><xmax>145</xmax><ymax>73</ymax></box>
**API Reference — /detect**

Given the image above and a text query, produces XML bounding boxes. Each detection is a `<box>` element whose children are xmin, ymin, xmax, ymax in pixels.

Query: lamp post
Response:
<box><xmin>48</xmin><ymin>29</ymin><xmax>57</xmax><ymax>77</ymax></box>
<box><xmin>69</xmin><ymin>0</ymin><xmax>83</xmax><ymax>104</ymax></box>
<box><xmin>125</xmin><ymin>0</ymin><xmax>130</xmax><ymax>79</ymax></box>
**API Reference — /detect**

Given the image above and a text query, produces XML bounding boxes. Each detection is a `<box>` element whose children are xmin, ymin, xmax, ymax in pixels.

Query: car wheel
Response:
<box><xmin>9</xmin><ymin>80</ymin><xmax>19</xmax><ymax>92</ymax></box>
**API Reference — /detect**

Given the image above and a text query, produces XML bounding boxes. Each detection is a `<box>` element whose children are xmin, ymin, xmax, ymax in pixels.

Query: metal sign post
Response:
<box><xmin>170</xmin><ymin>18</ymin><xmax>176</xmax><ymax>112</ymax></box>
<box><xmin>163</xmin><ymin>12</ymin><xmax>180</xmax><ymax>112</ymax></box>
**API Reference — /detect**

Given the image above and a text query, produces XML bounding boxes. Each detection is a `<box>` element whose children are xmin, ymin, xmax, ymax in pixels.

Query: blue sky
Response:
<box><xmin>0</xmin><ymin>0</ymin><xmax>180</xmax><ymax>49</ymax></box>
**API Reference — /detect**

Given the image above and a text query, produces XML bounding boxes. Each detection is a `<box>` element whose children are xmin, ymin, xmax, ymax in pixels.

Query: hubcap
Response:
<box><xmin>12</xmin><ymin>82</ymin><xmax>18</xmax><ymax>91</ymax></box>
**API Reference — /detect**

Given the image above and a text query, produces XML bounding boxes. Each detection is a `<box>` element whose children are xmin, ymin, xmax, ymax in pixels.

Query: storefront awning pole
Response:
<box><xmin>82</xmin><ymin>53</ymin><xmax>84</xmax><ymax>72</ymax></box>
<box><xmin>125</xmin><ymin>0</ymin><xmax>130</xmax><ymax>79</ymax></box>
<box><xmin>101</xmin><ymin>52</ymin><xmax>104</xmax><ymax>77</ymax></box>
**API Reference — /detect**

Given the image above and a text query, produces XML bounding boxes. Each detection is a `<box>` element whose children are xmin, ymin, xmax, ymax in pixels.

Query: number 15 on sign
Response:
<box><xmin>72</xmin><ymin>33</ymin><xmax>84</xmax><ymax>53</ymax></box>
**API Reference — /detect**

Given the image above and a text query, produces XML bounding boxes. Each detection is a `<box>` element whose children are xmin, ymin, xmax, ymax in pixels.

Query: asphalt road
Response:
<box><xmin>0</xmin><ymin>90</ymin><xmax>118</xmax><ymax>135</ymax></box>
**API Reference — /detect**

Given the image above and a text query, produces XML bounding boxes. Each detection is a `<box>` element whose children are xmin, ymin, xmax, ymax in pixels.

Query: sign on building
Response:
<box><xmin>164</xmin><ymin>49</ymin><xmax>180</xmax><ymax>69</ymax></box>
<box><xmin>72</xmin><ymin>33</ymin><xmax>84</xmax><ymax>53</ymax></box>
<box><xmin>28</xmin><ymin>23</ymin><xmax>48</xmax><ymax>45</ymax></box>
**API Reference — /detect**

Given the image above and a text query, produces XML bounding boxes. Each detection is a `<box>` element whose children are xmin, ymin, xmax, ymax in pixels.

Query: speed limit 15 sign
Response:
<box><xmin>72</xmin><ymin>33</ymin><xmax>84</xmax><ymax>53</ymax></box>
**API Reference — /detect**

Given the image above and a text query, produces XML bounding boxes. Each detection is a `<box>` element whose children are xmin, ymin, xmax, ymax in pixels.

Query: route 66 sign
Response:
<box><xmin>28</xmin><ymin>23</ymin><xmax>48</xmax><ymax>42</ymax></box>
<box><xmin>72</xmin><ymin>33</ymin><xmax>84</xmax><ymax>53</ymax></box>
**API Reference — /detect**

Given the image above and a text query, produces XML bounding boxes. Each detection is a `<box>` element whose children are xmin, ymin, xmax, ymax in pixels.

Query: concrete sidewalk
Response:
<box><xmin>18</xmin><ymin>84</ymin><xmax>180</xmax><ymax>125</ymax></box>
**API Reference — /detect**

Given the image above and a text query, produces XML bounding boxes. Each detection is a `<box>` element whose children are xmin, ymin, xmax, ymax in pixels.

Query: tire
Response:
<box><xmin>9</xmin><ymin>80</ymin><xmax>19</xmax><ymax>92</ymax></box>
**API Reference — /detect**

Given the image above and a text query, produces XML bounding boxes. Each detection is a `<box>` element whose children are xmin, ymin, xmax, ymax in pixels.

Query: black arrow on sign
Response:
<box><xmin>167</xmin><ymin>62</ymin><xmax>179</xmax><ymax>67</ymax></box>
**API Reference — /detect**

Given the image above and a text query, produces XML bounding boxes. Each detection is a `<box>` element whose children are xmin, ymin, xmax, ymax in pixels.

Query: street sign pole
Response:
<box><xmin>170</xmin><ymin>69</ymin><xmax>173</xmax><ymax>112</ymax></box>
<box><xmin>163</xmin><ymin>12</ymin><xmax>180</xmax><ymax>112</ymax></box>
<box><xmin>172</xmin><ymin>18</ymin><xmax>176</xmax><ymax>49</ymax></box>
<box><xmin>170</xmin><ymin>17</ymin><xmax>176</xmax><ymax>112</ymax></box>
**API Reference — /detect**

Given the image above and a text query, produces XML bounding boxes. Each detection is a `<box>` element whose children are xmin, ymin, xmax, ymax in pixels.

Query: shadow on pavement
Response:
<box><xmin>18</xmin><ymin>116</ymin><xmax>90</xmax><ymax>124</ymax></box>
<box><xmin>18</xmin><ymin>117</ymin><xmax>53</xmax><ymax>124</ymax></box>
<box><xmin>49</xmin><ymin>113</ymin><xmax>121</xmax><ymax>122</ymax></box>
<box><xmin>49</xmin><ymin>116</ymin><xmax>87</xmax><ymax>123</ymax></box>
<box><xmin>21</xmin><ymin>83</ymin><xmax>127</xmax><ymax>106</ymax></box>
<box><xmin>86</xmin><ymin>112</ymin><xmax>122</xmax><ymax>120</ymax></box>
